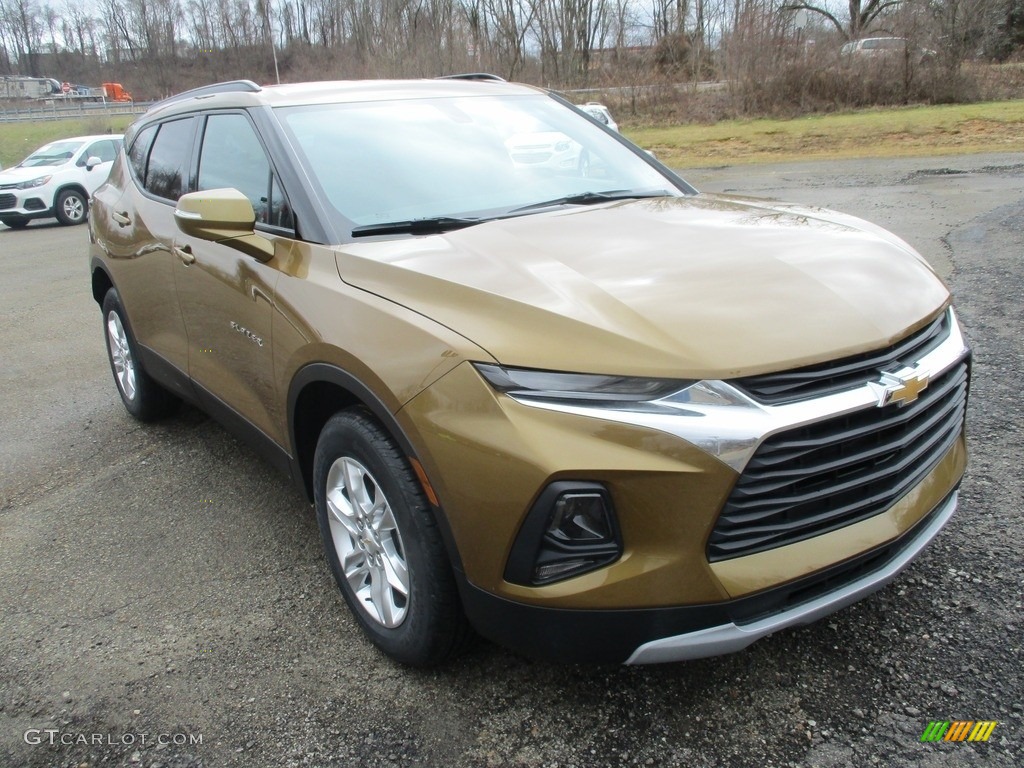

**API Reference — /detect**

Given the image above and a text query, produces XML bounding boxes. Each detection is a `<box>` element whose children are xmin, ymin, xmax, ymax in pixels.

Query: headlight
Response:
<box><xmin>554</xmin><ymin>140</ymin><xmax>571</xmax><ymax>152</ymax></box>
<box><xmin>473</xmin><ymin>363</ymin><xmax>693</xmax><ymax>404</ymax></box>
<box><xmin>16</xmin><ymin>175</ymin><xmax>52</xmax><ymax>190</ymax></box>
<box><xmin>475</xmin><ymin>363</ymin><xmax>763</xmax><ymax>471</ymax></box>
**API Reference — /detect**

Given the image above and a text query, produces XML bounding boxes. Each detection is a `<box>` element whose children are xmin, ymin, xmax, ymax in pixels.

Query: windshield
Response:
<box><xmin>276</xmin><ymin>94</ymin><xmax>687</xmax><ymax>232</ymax></box>
<box><xmin>20</xmin><ymin>141</ymin><xmax>83</xmax><ymax>168</ymax></box>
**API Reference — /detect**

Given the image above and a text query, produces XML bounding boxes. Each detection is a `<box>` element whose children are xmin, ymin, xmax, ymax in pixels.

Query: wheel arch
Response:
<box><xmin>288</xmin><ymin>362</ymin><xmax>465</xmax><ymax>573</ymax></box>
<box><xmin>91</xmin><ymin>260</ymin><xmax>115</xmax><ymax>306</ymax></box>
<box><xmin>54</xmin><ymin>182</ymin><xmax>90</xmax><ymax>205</ymax></box>
<box><xmin>91</xmin><ymin>259</ymin><xmax>118</xmax><ymax>307</ymax></box>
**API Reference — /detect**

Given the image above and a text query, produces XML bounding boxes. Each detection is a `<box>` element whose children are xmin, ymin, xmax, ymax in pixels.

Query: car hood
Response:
<box><xmin>0</xmin><ymin>165</ymin><xmax>63</xmax><ymax>184</ymax></box>
<box><xmin>335</xmin><ymin>194</ymin><xmax>950</xmax><ymax>379</ymax></box>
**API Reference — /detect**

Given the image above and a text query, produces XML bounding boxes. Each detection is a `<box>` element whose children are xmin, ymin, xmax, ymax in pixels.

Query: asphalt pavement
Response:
<box><xmin>1</xmin><ymin>154</ymin><xmax>1021</xmax><ymax>768</ymax></box>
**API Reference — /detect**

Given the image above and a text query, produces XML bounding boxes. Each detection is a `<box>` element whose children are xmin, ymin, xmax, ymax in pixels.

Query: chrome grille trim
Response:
<box><xmin>508</xmin><ymin>307</ymin><xmax>968</xmax><ymax>476</ymax></box>
<box><xmin>734</xmin><ymin>311</ymin><xmax>949</xmax><ymax>404</ymax></box>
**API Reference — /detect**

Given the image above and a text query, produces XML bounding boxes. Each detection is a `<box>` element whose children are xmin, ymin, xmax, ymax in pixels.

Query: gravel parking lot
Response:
<box><xmin>1</xmin><ymin>154</ymin><xmax>1021</xmax><ymax>768</ymax></box>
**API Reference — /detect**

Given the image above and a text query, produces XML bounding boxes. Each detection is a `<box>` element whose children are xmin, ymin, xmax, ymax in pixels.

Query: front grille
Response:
<box><xmin>735</xmin><ymin>312</ymin><xmax>949</xmax><ymax>404</ymax></box>
<box><xmin>0</xmin><ymin>193</ymin><xmax>16</xmax><ymax>210</ymax></box>
<box><xmin>512</xmin><ymin>152</ymin><xmax>552</xmax><ymax>163</ymax></box>
<box><xmin>708</xmin><ymin>359</ymin><xmax>968</xmax><ymax>562</ymax></box>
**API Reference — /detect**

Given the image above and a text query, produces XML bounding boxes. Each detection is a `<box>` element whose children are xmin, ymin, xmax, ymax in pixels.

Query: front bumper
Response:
<box><xmin>459</xmin><ymin>489</ymin><xmax>958</xmax><ymax>664</ymax></box>
<box><xmin>0</xmin><ymin>188</ymin><xmax>54</xmax><ymax>219</ymax></box>
<box><xmin>400</xmin><ymin>306</ymin><xmax>969</xmax><ymax>662</ymax></box>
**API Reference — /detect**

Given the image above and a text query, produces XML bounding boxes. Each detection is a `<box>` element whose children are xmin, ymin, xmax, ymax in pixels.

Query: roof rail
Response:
<box><xmin>436</xmin><ymin>73</ymin><xmax>507</xmax><ymax>83</ymax></box>
<box><xmin>150</xmin><ymin>79</ymin><xmax>262</xmax><ymax>110</ymax></box>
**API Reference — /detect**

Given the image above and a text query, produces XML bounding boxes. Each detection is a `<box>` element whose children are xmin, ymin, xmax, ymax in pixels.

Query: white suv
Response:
<box><xmin>0</xmin><ymin>134</ymin><xmax>123</xmax><ymax>228</ymax></box>
<box><xmin>579</xmin><ymin>102</ymin><xmax>619</xmax><ymax>132</ymax></box>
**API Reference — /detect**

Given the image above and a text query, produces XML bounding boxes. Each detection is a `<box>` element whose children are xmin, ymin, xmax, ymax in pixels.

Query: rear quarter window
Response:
<box><xmin>127</xmin><ymin>125</ymin><xmax>156</xmax><ymax>183</ymax></box>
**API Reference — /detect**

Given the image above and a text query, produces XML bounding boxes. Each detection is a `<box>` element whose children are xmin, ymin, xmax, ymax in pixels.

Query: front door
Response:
<box><xmin>173</xmin><ymin>111</ymin><xmax>294</xmax><ymax>446</ymax></box>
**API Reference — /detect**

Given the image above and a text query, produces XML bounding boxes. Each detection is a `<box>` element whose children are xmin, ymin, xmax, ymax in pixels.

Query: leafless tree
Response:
<box><xmin>782</xmin><ymin>0</ymin><xmax>903</xmax><ymax>38</ymax></box>
<box><xmin>0</xmin><ymin>0</ymin><xmax>44</xmax><ymax>73</ymax></box>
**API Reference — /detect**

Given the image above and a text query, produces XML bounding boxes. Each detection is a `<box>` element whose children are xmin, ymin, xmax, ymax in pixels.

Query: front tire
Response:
<box><xmin>314</xmin><ymin>408</ymin><xmax>469</xmax><ymax>666</ymax></box>
<box><xmin>1</xmin><ymin>216</ymin><xmax>29</xmax><ymax>229</ymax></box>
<box><xmin>102</xmin><ymin>288</ymin><xmax>178</xmax><ymax>421</ymax></box>
<box><xmin>55</xmin><ymin>188</ymin><xmax>88</xmax><ymax>225</ymax></box>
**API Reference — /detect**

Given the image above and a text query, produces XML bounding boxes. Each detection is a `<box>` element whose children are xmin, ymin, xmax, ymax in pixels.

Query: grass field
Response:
<box><xmin>0</xmin><ymin>115</ymin><xmax>134</xmax><ymax>168</ymax></box>
<box><xmin>1</xmin><ymin>100</ymin><xmax>1023</xmax><ymax>170</ymax></box>
<box><xmin>624</xmin><ymin>100</ymin><xmax>1024</xmax><ymax>167</ymax></box>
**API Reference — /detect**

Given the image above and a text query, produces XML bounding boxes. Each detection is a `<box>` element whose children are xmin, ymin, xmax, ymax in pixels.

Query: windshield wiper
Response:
<box><xmin>509</xmin><ymin>189</ymin><xmax>671</xmax><ymax>214</ymax></box>
<box><xmin>351</xmin><ymin>216</ymin><xmax>485</xmax><ymax>238</ymax></box>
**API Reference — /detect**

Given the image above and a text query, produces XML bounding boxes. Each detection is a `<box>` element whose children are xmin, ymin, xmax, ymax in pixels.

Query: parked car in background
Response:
<box><xmin>840</xmin><ymin>37</ymin><xmax>936</xmax><ymax>65</ymax></box>
<box><xmin>504</xmin><ymin>130</ymin><xmax>584</xmax><ymax>172</ymax></box>
<box><xmin>0</xmin><ymin>134</ymin><xmax>123</xmax><ymax>228</ymax></box>
<box><xmin>90</xmin><ymin>77</ymin><xmax>968</xmax><ymax>668</ymax></box>
<box><xmin>579</xmin><ymin>102</ymin><xmax>618</xmax><ymax>132</ymax></box>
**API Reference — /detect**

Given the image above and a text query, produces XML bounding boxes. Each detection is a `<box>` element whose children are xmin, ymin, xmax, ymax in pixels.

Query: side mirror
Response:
<box><xmin>85</xmin><ymin>156</ymin><xmax>103</xmax><ymax>170</ymax></box>
<box><xmin>174</xmin><ymin>188</ymin><xmax>274</xmax><ymax>262</ymax></box>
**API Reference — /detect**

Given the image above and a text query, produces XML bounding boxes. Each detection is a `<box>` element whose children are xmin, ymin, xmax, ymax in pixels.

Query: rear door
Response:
<box><xmin>93</xmin><ymin>119</ymin><xmax>196</xmax><ymax>391</ymax></box>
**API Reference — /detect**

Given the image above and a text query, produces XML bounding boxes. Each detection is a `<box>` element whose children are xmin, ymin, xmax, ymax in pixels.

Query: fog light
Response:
<box><xmin>534</xmin><ymin>559</ymin><xmax>592</xmax><ymax>582</ymax></box>
<box><xmin>547</xmin><ymin>492</ymin><xmax>613</xmax><ymax>543</ymax></box>
<box><xmin>504</xmin><ymin>481</ymin><xmax>623</xmax><ymax>586</ymax></box>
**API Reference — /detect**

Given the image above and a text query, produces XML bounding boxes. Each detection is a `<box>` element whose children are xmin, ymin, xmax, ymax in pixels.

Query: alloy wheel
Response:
<box><xmin>63</xmin><ymin>193</ymin><xmax>85</xmax><ymax>222</ymax></box>
<box><xmin>106</xmin><ymin>310</ymin><xmax>136</xmax><ymax>401</ymax></box>
<box><xmin>325</xmin><ymin>456</ymin><xmax>410</xmax><ymax>627</ymax></box>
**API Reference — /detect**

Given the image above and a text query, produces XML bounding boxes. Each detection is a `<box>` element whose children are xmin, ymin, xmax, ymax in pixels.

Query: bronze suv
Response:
<box><xmin>89</xmin><ymin>77</ymin><xmax>969</xmax><ymax>666</ymax></box>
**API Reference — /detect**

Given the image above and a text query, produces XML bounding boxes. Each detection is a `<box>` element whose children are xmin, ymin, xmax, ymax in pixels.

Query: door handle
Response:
<box><xmin>112</xmin><ymin>210</ymin><xmax>131</xmax><ymax>227</ymax></box>
<box><xmin>251</xmin><ymin>284</ymin><xmax>272</xmax><ymax>304</ymax></box>
<box><xmin>174</xmin><ymin>244</ymin><xmax>195</xmax><ymax>265</ymax></box>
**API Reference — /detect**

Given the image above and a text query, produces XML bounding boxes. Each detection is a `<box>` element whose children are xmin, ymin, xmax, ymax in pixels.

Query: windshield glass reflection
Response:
<box><xmin>277</xmin><ymin>94</ymin><xmax>687</xmax><ymax>231</ymax></box>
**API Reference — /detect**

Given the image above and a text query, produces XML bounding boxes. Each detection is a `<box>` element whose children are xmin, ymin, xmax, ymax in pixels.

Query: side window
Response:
<box><xmin>198</xmin><ymin>113</ymin><xmax>294</xmax><ymax>230</ymax></box>
<box><xmin>80</xmin><ymin>140</ymin><xmax>118</xmax><ymax>165</ymax></box>
<box><xmin>127</xmin><ymin>125</ymin><xmax>157</xmax><ymax>183</ymax></box>
<box><xmin>267</xmin><ymin>174</ymin><xmax>292</xmax><ymax>229</ymax></box>
<box><xmin>95</xmin><ymin>140</ymin><xmax>119</xmax><ymax>162</ymax></box>
<box><xmin>145</xmin><ymin>119</ymin><xmax>194</xmax><ymax>201</ymax></box>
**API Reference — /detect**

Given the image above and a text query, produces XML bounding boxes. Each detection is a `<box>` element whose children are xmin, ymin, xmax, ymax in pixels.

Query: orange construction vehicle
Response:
<box><xmin>102</xmin><ymin>82</ymin><xmax>133</xmax><ymax>102</ymax></box>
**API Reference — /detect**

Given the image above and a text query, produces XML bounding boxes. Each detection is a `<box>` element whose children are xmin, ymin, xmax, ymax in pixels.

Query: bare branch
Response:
<box><xmin>780</xmin><ymin>3</ymin><xmax>846</xmax><ymax>37</ymax></box>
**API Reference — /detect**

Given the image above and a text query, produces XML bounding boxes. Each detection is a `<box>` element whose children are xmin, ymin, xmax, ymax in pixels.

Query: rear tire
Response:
<box><xmin>314</xmin><ymin>407</ymin><xmax>470</xmax><ymax>666</ymax></box>
<box><xmin>102</xmin><ymin>288</ymin><xmax>178</xmax><ymax>421</ymax></box>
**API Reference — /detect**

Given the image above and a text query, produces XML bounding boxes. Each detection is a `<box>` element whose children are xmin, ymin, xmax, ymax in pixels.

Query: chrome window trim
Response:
<box><xmin>509</xmin><ymin>308</ymin><xmax>968</xmax><ymax>472</ymax></box>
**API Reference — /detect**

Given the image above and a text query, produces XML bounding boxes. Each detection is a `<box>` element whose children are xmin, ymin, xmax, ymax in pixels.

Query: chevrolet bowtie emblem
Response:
<box><xmin>871</xmin><ymin>367</ymin><xmax>930</xmax><ymax>408</ymax></box>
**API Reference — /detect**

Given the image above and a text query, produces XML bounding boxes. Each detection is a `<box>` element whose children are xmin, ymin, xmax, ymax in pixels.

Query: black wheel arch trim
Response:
<box><xmin>287</xmin><ymin>362</ymin><xmax>466</xmax><ymax>574</ymax></box>
<box><xmin>55</xmin><ymin>182</ymin><xmax>90</xmax><ymax>206</ymax></box>
<box><xmin>56</xmin><ymin>182</ymin><xmax>89</xmax><ymax>196</ymax></box>
<box><xmin>90</xmin><ymin>258</ymin><xmax>116</xmax><ymax>305</ymax></box>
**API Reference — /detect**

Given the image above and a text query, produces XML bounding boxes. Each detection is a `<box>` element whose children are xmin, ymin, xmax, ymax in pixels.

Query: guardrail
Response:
<box><xmin>0</xmin><ymin>100</ymin><xmax>152</xmax><ymax>123</ymax></box>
